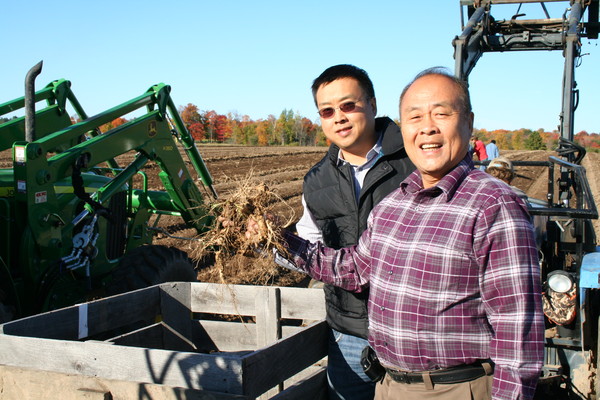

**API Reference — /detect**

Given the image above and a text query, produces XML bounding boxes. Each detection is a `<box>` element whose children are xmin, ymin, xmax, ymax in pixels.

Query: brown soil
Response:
<box><xmin>148</xmin><ymin>146</ymin><xmax>600</xmax><ymax>287</ymax></box>
<box><xmin>2</xmin><ymin>145</ymin><xmax>599</xmax><ymax>286</ymax></box>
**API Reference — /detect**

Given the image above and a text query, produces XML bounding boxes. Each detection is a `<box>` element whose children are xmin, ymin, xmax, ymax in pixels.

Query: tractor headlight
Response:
<box><xmin>547</xmin><ymin>270</ymin><xmax>574</xmax><ymax>293</ymax></box>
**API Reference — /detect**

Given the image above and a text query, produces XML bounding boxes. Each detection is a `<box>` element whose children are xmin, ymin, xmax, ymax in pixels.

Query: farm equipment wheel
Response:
<box><xmin>0</xmin><ymin>302</ymin><xmax>14</xmax><ymax>323</ymax></box>
<box><xmin>106</xmin><ymin>245</ymin><xmax>197</xmax><ymax>296</ymax></box>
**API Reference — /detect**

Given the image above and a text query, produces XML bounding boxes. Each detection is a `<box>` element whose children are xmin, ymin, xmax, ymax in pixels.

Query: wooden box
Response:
<box><xmin>0</xmin><ymin>282</ymin><xmax>328</xmax><ymax>399</ymax></box>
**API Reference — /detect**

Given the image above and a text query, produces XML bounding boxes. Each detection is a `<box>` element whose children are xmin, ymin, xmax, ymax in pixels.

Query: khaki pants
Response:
<box><xmin>374</xmin><ymin>373</ymin><xmax>493</xmax><ymax>400</ymax></box>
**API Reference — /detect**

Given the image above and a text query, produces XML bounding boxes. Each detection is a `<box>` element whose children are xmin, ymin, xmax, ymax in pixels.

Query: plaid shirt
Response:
<box><xmin>285</xmin><ymin>156</ymin><xmax>544</xmax><ymax>400</ymax></box>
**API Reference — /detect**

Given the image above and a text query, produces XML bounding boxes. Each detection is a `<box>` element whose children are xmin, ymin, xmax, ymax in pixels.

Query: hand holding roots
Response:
<box><xmin>190</xmin><ymin>180</ymin><xmax>296</xmax><ymax>285</ymax></box>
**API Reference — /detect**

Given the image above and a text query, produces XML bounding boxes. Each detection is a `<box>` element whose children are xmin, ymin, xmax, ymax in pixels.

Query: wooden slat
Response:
<box><xmin>159</xmin><ymin>282</ymin><xmax>193</xmax><ymax>349</ymax></box>
<box><xmin>255</xmin><ymin>287</ymin><xmax>283</xmax><ymax>399</ymax></box>
<box><xmin>0</xmin><ymin>286</ymin><xmax>161</xmax><ymax>340</ymax></box>
<box><xmin>109</xmin><ymin>322</ymin><xmax>198</xmax><ymax>352</ymax></box>
<box><xmin>190</xmin><ymin>283</ymin><xmax>325</xmax><ymax>321</ymax></box>
<box><xmin>0</xmin><ymin>365</ymin><xmax>251</xmax><ymax>400</ymax></box>
<box><xmin>191</xmin><ymin>283</ymin><xmax>260</xmax><ymax>315</ymax></box>
<box><xmin>240</xmin><ymin>320</ymin><xmax>328</xmax><ymax>398</ymax></box>
<box><xmin>279</xmin><ymin>286</ymin><xmax>325</xmax><ymax>320</ymax></box>
<box><xmin>193</xmin><ymin>320</ymin><xmax>257</xmax><ymax>352</ymax></box>
<box><xmin>256</xmin><ymin>286</ymin><xmax>281</xmax><ymax>348</ymax></box>
<box><xmin>271</xmin><ymin>366</ymin><xmax>328</xmax><ymax>400</ymax></box>
<box><xmin>0</xmin><ymin>334</ymin><xmax>246</xmax><ymax>394</ymax></box>
<box><xmin>108</xmin><ymin>322</ymin><xmax>165</xmax><ymax>349</ymax></box>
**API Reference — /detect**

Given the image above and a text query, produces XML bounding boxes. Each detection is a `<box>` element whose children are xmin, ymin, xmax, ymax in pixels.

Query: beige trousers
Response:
<box><xmin>374</xmin><ymin>373</ymin><xmax>493</xmax><ymax>400</ymax></box>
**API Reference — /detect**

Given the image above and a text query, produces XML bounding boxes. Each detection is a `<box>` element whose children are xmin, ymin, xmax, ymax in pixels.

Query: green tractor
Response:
<box><xmin>0</xmin><ymin>62</ymin><xmax>217</xmax><ymax>322</ymax></box>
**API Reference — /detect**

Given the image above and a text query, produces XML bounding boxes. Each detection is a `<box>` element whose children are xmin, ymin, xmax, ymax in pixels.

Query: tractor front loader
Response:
<box><xmin>0</xmin><ymin>62</ymin><xmax>217</xmax><ymax>322</ymax></box>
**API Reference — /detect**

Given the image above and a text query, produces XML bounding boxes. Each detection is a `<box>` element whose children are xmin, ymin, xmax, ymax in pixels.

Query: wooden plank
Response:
<box><xmin>160</xmin><ymin>282</ymin><xmax>193</xmax><ymax>349</ymax></box>
<box><xmin>192</xmin><ymin>320</ymin><xmax>257</xmax><ymax>352</ymax></box>
<box><xmin>160</xmin><ymin>322</ymin><xmax>198</xmax><ymax>352</ymax></box>
<box><xmin>191</xmin><ymin>283</ymin><xmax>260</xmax><ymax>315</ymax></box>
<box><xmin>240</xmin><ymin>320</ymin><xmax>328</xmax><ymax>398</ymax></box>
<box><xmin>0</xmin><ymin>286</ymin><xmax>161</xmax><ymax>340</ymax></box>
<box><xmin>190</xmin><ymin>283</ymin><xmax>326</xmax><ymax>322</ymax></box>
<box><xmin>191</xmin><ymin>321</ymin><xmax>319</xmax><ymax>353</ymax></box>
<box><xmin>255</xmin><ymin>286</ymin><xmax>281</xmax><ymax>348</ymax></box>
<box><xmin>278</xmin><ymin>287</ymin><xmax>325</xmax><ymax>320</ymax></box>
<box><xmin>0</xmin><ymin>365</ymin><xmax>251</xmax><ymax>400</ymax></box>
<box><xmin>282</xmin><ymin>325</ymin><xmax>319</xmax><ymax>338</ymax></box>
<box><xmin>271</xmin><ymin>366</ymin><xmax>327</xmax><ymax>400</ymax></box>
<box><xmin>255</xmin><ymin>287</ymin><xmax>283</xmax><ymax>399</ymax></box>
<box><xmin>0</xmin><ymin>334</ymin><xmax>246</xmax><ymax>394</ymax></box>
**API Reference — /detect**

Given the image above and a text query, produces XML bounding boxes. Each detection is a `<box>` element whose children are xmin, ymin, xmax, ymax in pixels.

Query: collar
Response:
<box><xmin>336</xmin><ymin>133</ymin><xmax>383</xmax><ymax>168</ymax></box>
<box><xmin>328</xmin><ymin>117</ymin><xmax>402</xmax><ymax>165</ymax></box>
<box><xmin>401</xmin><ymin>154</ymin><xmax>474</xmax><ymax>201</ymax></box>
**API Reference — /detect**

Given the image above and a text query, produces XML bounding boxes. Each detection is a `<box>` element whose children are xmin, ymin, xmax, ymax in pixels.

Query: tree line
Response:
<box><xmin>174</xmin><ymin>104</ymin><xmax>600</xmax><ymax>152</ymax></box>
<box><xmin>3</xmin><ymin>108</ymin><xmax>599</xmax><ymax>152</ymax></box>
<box><xmin>176</xmin><ymin>104</ymin><xmax>326</xmax><ymax>146</ymax></box>
<box><xmin>469</xmin><ymin>127</ymin><xmax>600</xmax><ymax>153</ymax></box>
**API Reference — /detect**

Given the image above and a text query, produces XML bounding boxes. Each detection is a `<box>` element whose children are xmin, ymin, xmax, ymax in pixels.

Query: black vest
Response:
<box><xmin>302</xmin><ymin>117</ymin><xmax>414</xmax><ymax>338</ymax></box>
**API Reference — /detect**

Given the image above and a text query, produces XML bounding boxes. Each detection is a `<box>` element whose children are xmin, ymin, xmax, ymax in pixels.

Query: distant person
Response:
<box><xmin>295</xmin><ymin>64</ymin><xmax>415</xmax><ymax>400</ymax></box>
<box><xmin>487</xmin><ymin>157</ymin><xmax>547</xmax><ymax>247</ymax></box>
<box><xmin>486</xmin><ymin>157</ymin><xmax>526</xmax><ymax>199</ymax></box>
<box><xmin>485</xmin><ymin>139</ymin><xmax>500</xmax><ymax>160</ymax></box>
<box><xmin>472</xmin><ymin>136</ymin><xmax>488</xmax><ymax>170</ymax></box>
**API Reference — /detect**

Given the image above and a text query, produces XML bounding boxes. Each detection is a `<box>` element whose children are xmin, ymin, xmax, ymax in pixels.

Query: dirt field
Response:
<box><xmin>130</xmin><ymin>145</ymin><xmax>599</xmax><ymax>286</ymax></box>
<box><xmin>1</xmin><ymin>145</ymin><xmax>599</xmax><ymax>283</ymax></box>
<box><xmin>151</xmin><ymin>145</ymin><xmax>600</xmax><ymax>241</ymax></box>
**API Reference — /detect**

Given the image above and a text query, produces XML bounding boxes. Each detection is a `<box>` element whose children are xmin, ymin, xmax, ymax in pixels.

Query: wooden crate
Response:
<box><xmin>0</xmin><ymin>282</ymin><xmax>328</xmax><ymax>399</ymax></box>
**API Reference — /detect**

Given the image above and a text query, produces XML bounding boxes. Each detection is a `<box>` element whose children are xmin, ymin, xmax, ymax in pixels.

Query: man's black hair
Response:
<box><xmin>311</xmin><ymin>64</ymin><xmax>375</xmax><ymax>106</ymax></box>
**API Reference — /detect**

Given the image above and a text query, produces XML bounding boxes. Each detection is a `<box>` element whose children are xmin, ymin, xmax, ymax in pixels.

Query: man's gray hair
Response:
<box><xmin>399</xmin><ymin>67</ymin><xmax>472</xmax><ymax>116</ymax></box>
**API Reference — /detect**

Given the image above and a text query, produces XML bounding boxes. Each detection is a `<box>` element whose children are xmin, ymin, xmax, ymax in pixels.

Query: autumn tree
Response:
<box><xmin>188</xmin><ymin>122</ymin><xmax>206</xmax><ymax>141</ymax></box>
<box><xmin>511</xmin><ymin>130</ymin><xmax>526</xmax><ymax>150</ymax></box>
<box><xmin>540</xmin><ymin>129</ymin><xmax>559</xmax><ymax>150</ymax></box>
<box><xmin>256</xmin><ymin>119</ymin><xmax>270</xmax><ymax>146</ymax></box>
<box><xmin>180</xmin><ymin>103</ymin><xmax>201</xmax><ymax>125</ymax></box>
<box><xmin>99</xmin><ymin>117</ymin><xmax>128</xmax><ymax>133</ymax></box>
<box><xmin>179</xmin><ymin>103</ymin><xmax>204</xmax><ymax>140</ymax></box>
<box><xmin>203</xmin><ymin>110</ymin><xmax>218</xmax><ymax>142</ymax></box>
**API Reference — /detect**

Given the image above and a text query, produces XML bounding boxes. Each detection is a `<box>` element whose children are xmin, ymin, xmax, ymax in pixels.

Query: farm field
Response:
<box><xmin>1</xmin><ymin>145</ymin><xmax>598</xmax><ymax>281</ymax></box>
<box><xmin>149</xmin><ymin>145</ymin><xmax>600</xmax><ymax>246</ymax></box>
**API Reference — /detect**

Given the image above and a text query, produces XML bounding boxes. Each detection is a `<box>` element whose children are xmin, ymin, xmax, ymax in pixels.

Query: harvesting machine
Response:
<box><xmin>454</xmin><ymin>0</ymin><xmax>599</xmax><ymax>397</ymax></box>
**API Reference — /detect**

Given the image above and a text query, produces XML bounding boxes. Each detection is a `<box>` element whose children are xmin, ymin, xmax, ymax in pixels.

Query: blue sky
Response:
<box><xmin>2</xmin><ymin>1</ymin><xmax>598</xmax><ymax>133</ymax></box>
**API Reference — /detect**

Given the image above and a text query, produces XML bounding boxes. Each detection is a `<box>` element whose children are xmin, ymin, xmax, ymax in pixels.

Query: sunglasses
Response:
<box><xmin>317</xmin><ymin>100</ymin><xmax>362</xmax><ymax>119</ymax></box>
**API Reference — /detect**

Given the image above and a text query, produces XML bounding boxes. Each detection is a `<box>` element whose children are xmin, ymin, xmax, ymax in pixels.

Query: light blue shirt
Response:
<box><xmin>486</xmin><ymin>142</ymin><xmax>500</xmax><ymax>160</ymax></box>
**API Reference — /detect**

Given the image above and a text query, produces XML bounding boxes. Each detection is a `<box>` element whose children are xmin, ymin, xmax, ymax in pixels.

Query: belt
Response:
<box><xmin>385</xmin><ymin>361</ymin><xmax>494</xmax><ymax>385</ymax></box>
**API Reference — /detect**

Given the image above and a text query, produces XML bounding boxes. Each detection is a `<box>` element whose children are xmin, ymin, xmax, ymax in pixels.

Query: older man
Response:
<box><xmin>264</xmin><ymin>67</ymin><xmax>544</xmax><ymax>400</ymax></box>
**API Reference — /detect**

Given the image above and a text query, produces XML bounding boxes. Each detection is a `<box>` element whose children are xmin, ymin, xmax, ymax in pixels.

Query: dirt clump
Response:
<box><xmin>188</xmin><ymin>174</ymin><xmax>306</xmax><ymax>287</ymax></box>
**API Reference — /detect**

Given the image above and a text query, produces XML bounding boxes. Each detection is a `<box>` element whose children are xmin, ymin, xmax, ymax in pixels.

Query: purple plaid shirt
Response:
<box><xmin>286</xmin><ymin>156</ymin><xmax>544</xmax><ymax>400</ymax></box>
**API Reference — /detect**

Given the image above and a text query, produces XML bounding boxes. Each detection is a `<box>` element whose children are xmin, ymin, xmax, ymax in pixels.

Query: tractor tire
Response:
<box><xmin>0</xmin><ymin>302</ymin><xmax>14</xmax><ymax>324</ymax></box>
<box><xmin>106</xmin><ymin>245</ymin><xmax>196</xmax><ymax>296</ymax></box>
<box><xmin>0</xmin><ymin>289</ymin><xmax>15</xmax><ymax>323</ymax></box>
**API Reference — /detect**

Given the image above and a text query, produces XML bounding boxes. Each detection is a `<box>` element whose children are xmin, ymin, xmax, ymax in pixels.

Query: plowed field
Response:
<box><xmin>1</xmin><ymin>145</ymin><xmax>599</xmax><ymax>272</ymax></box>
<box><xmin>148</xmin><ymin>146</ymin><xmax>600</xmax><ymax>246</ymax></box>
